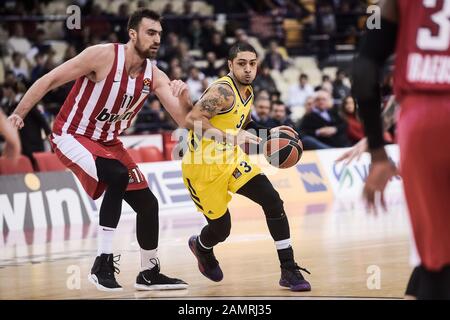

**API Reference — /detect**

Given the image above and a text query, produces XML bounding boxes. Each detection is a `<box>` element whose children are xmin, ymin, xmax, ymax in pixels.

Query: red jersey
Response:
<box><xmin>53</xmin><ymin>43</ymin><xmax>154</xmax><ymax>142</ymax></box>
<box><xmin>394</xmin><ymin>0</ymin><xmax>450</xmax><ymax>101</ymax></box>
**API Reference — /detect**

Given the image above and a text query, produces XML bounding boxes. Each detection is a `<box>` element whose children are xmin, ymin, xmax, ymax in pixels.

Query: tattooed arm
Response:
<box><xmin>185</xmin><ymin>83</ymin><xmax>260</xmax><ymax>146</ymax></box>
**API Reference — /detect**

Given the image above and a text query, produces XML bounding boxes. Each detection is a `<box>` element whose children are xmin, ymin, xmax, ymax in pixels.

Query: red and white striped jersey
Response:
<box><xmin>53</xmin><ymin>43</ymin><xmax>154</xmax><ymax>142</ymax></box>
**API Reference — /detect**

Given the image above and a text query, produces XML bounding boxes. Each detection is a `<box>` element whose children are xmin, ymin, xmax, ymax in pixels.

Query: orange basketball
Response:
<box><xmin>263</xmin><ymin>128</ymin><xmax>303</xmax><ymax>168</ymax></box>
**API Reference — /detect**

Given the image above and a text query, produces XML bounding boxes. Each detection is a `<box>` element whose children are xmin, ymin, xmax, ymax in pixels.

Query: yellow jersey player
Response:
<box><xmin>182</xmin><ymin>42</ymin><xmax>311</xmax><ymax>291</ymax></box>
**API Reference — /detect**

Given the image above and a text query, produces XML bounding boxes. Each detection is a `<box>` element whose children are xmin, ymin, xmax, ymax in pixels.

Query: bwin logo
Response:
<box><xmin>95</xmin><ymin>108</ymin><xmax>133</xmax><ymax>123</ymax></box>
<box><xmin>0</xmin><ymin>173</ymin><xmax>91</xmax><ymax>231</ymax></box>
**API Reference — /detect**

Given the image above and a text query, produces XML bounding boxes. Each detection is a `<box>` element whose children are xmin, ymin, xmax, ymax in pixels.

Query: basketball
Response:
<box><xmin>263</xmin><ymin>128</ymin><xmax>303</xmax><ymax>168</ymax></box>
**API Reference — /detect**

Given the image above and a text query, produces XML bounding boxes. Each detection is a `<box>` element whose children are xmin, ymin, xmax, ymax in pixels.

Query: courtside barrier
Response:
<box><xmin>0</xmin><ymin>146</ymin><xmax>403</xmax><ymax>231</ymax></box>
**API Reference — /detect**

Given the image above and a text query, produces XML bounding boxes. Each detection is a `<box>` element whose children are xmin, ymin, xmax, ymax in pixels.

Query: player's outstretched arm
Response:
<box><xmin>153</xmin><ymin>67</ymin><xmax>193</xmax><ymax>128</ymax></box>
<box><xmin>8</xmin><ymin>44</ymin><xmax>112</xmax><ymax>129</ymax></box>
<box><xmin>185</xmin><ymin>83</ymin><xmax>260</xmax><ymax>146</ymax></box>
<box><xmin>352</xmin><ymin>0</ymin><xmax>398</xmax><ymax>210</ymax></box>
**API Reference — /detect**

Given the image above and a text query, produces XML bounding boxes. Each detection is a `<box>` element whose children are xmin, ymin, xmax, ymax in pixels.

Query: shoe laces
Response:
<box><xmin>146</xmin><ymin>258</ymin><xmax>174</xmax><ymax>282</ymax></box>
<box><xmin>149</xmin><ymin>257</ymin><xmax>161</xmax><ymax>273</ymax></box>
<box><xmin>286</xmin><ymin>263</ymin><xmax>310</xmax><ymax>276</ymax></box>
<box><xmin>102</xmin><ymin>254</ymin><xmax>121</xmax><ymax>275</ymax></box>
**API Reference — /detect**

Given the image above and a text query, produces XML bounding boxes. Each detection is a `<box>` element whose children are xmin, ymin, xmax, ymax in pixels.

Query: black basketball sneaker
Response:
<box><xmin>188</xmin><ymin>235</ymin><xmax>223</xmax><ymax>282</ymax></box>
<box><xmin>279</xmin><ymin>261</ymin><xmax>311</xmax><ymax>292</ymax></box>
<box><xmin>134</xmin><ymin>258</ymin><xmax>188</xmax><ymax>291</ymax></box>
<box><xmin>88</xmin><ymin>253</ymin><xmax>122</xmax><ymax>291</ymax></box>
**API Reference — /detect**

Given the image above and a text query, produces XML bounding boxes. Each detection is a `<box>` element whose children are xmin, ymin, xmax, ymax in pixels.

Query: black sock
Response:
<box><xmin>278</xmin><ymin>246</ymin><xmax>295</xmax><ymax>267</ymax></box>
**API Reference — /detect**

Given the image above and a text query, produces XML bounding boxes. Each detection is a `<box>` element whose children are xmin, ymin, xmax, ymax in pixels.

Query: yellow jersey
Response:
<box><xmin>183</xmin><ymin>75</ymin><xmax>254</xmax><ymax>165</ymax></box>
<box><xmin>181</xmin><ymin>75</ymin><xmax>261</xmax><ymax>218</ymax></box>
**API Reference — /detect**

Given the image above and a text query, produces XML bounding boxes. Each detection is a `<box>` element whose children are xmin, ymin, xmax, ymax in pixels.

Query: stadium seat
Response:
<box><xmin>32</xmin><ymin>152</ymin><xmax>66</xmax><ymax>172</ymax></box>
<box><xmin>0</xmin><ymin>155</ymin><xmax>34</xmax><ymax>175</ymax></box>
<box><xmin>126</xmin><ymin>148</ymin><xmax>143</xmax><ymax>163</ymax></box>
<box><xmin>139</xmin><ymin>146</ymin><xmax>164</xmax><ymax>163</ymax></box>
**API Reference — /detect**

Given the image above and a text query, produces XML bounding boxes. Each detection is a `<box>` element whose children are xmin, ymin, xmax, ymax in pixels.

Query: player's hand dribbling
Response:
<box><xmin>236</xmin><ymin>130</ymin><xmax>262</xmax><ymax>146</ymax></box>
<box><xmin>270</xmin><ymin>125</ymin><xmax>299</xmax><ymax>138</ymax></box>
<box><xmin>363</xmin><ymin>156</ymin><xmax>398</xmax><ymax>214</ymax></box>
<box><xmin>7</xmin><ymin>114</ymin><xmax>24</xmax><ymax>129</ymax></box>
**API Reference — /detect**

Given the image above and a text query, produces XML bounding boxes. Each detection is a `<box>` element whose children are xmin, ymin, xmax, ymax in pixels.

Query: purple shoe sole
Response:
<box><xmin>280</xmin><ymin>279</ymin><xmax>312</xmax><ymax>292</ymax></box>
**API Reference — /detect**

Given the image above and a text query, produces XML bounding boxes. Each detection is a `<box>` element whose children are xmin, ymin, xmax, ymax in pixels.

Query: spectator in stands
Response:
<box><xmin>299</xmin><ymin>90</ymin><xmax>350</xmax><ymax>149</ymax></box>
<box><xmin>112</xmin><ymin>3</ymin><xmax>130</xmax><ymax>43</ymax></box>
<box><xmin>205</xmin><ymin>32</ymin><xmax>229</xmax><ymax>59</ymax></box>
<box><xmin>11</xmin><ymin>52</ymin><xmax>29</xmax><ymax>82</ymax></box>
<box><xmin>160</xmin><ymin>32</ymin><xmax>180</xmax><ymax>63</ymax></box>
<box><xmin>0</xmin><ymin>109</ymin><xmax>21</xmax><ymax>161</ymax></box>
<box><xmin>177</xmin><ymin>41</ymin><xmax>195</xmax><ymax>74</ymax></box>
<box><xmin>262</xmin><ymin>40</ymin><xmax>288</xmax><ymax>72</ymax></box>
<box><xmin>253</xmin><ymin>63</ymin><xmax>278</xmax><ymax>95</ymax></box>
<box><xmin>270</xmin><ymin>90</ymin><xmax>281</xmax><ymax>103</ymax></box>
<box><xmin>303</xmin><ymin>96</ymin><xmax>315</xmax><ymax>115</ymax></box>
<box><xmin>169</xmin><ymin>65</ymin><xmax>184</xmax><ymax>81</ymax></box>
<box><xmin>201</xmin><ymin>19</ymin><xmax>218</xmax><ymax>50</ymax></box>
<box><xmin>286</xmin><ymin>73</ymin><xmax>314</xmax><ymax>122</ymax></box>
<box><xmin>30</xmin><ymin>52</ymin><xmax>48</xmax><ymax>84</ymax></box>
<box><xmin>6</xmin><ymin>23</ymin><xmax>31</xmax><ymax>56</ymax></box>
<box><xmin>1</xmin><ymin>81</ymin><xmax>51</xmax><ymax>168</ymax></box>
<box><xmin>17</xmin><ymin>104</ymin><xmax>51</xmax><ymax>169</ymax></box>
<box><xmin>267</xmin><ymin>101</ymin><xmax>295</xmax><ymax>129</ymax></box>
<box><xmin>315</xmin><ymin>74</ymin><xmax>333</xmax><ymax>92</ymax></box>
<box><xmin>134</xmin><ymin>98</ymin><xmax>176</xmax><ymax>134</ymax></box>
<box><xmin>28</xmin><ymin>28</ymin><xmax>51</xmax><ymax>62</ymax></box>
<box><xmin>202</xmin><ymin>51</ymin><xmax>223</xmax><ymax>79</ymax></box>
<box><xmin>84</xmin><ymin>4</ymin><xmax>111</xmax><ymax>40</ymax></box>
<box><xmin>234</xmin><ymin>28</ymin><xmax>265</xmax><ymax>58</ymax></box>
<box><xmin>340</xmin><ymin>95</ymin><xmax>364</xmax><ymax>145</ymax></box>
<box><xmin>160</xmin><ymin>2</ymin><xmax>174</xmax><ymax>15</ymax></box>
<box><xmin>1</xmin><ymin>83</ymin><xmax>19</xmax><ymax>113</ymax></box>
<box><xmin>186</xmin><ymin>66</ymin><xmax>208</xmax><ymax>103</ymax></box>
<box><xmin>332</xmin><ymin>69</ymin><xmax>351</xmax><ymax>105</ymax></box>
<box><xmin>295</xmin><ymin>95</ymin><xmax>315</xmax><ymax>130</ymax></box>
<box><xmin>251</xmin><ymin>96</ymin><xmax>272</xmax><ymax>127</ymax></box>
<box><xmin>188</xmin><ymin>19</ymin><xmax>204</xmax><ymax>50</ymax></box>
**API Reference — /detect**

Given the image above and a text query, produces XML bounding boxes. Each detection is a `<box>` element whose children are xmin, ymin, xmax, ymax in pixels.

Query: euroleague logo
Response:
<box><xmin>142</xmin><ymin>78</ymin><xmax>151</xmax><ymax>94</ymax></box>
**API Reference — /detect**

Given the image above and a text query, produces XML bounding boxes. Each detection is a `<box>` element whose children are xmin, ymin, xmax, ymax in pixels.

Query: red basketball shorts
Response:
<box><xmin>49</xmin><ymin>133</ymin><xmax>148</xmax><ymax>200</ymax></box>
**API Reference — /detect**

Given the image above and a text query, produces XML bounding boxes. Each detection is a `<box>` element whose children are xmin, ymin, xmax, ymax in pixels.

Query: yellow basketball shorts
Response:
<box><xmin>182</xmin><ymin>154</ymin><xmax>261</xmax><ymax>220</ymax></box>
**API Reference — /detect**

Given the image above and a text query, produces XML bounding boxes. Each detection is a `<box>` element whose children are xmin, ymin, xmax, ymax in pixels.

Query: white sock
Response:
<box><xmin>140</xmin><ymin>248</ymin><xmax>158</xmax><ymax>271</ymax></box>
<box><xmin>97</xmin><ymin>226</ymin><xmax>115</xmax><ymax>256</ymax></box>
<box><xmin>275</xmin><ymin>238</ymin><xmax>291</xmax><ymax>250</ymax></box>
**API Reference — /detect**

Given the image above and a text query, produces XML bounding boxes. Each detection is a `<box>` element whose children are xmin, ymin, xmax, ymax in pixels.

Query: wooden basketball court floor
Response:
<box><xmin>0</xmin><ymin>194</ymin><xmax>414</xmax><ymax>300</ymax></box>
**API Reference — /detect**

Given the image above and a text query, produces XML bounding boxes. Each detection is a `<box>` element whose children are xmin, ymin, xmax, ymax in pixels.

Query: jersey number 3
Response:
<box><xmin>417</xmin><ymin>0</ymin><xmax>450</xmax><ymax>51</ymax></box>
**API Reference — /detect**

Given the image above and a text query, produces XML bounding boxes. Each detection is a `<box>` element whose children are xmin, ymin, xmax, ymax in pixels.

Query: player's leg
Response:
<box><xmin>398</xmin><ymin>98</ymin><xmax>450</xmax><ymax>299</ymax></box>
<box><xmin>236</xmin><ymin>173</ymin><xmax>311</xmax><ymax>292</ymax></box>
<box><xmin>122</xmin><ymin>187</ymin><xmax>188</xmax><ymax>290</ymax></box>
<box><xmin>188</xmin><ymin>210</ymin><xmax>231</xmax><ymax>282</ymax></box>
<box><xmin>88</xmin><ymin>157</ymin><xmax>129</xmax><ymax>291</ymax></box>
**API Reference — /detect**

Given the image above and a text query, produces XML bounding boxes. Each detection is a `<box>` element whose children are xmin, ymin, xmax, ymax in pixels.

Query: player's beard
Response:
<box><xmin>135</xmin><ymin>37</ymin><xmax>156</xmax><ymax>59</ymax></box>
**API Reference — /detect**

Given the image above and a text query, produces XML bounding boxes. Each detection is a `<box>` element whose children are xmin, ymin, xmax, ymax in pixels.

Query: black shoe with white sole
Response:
<box><xmin>134</xmin><ymin>258</ymin><xmax>188</xmax><ymax>291</ymax></box>
<box><xmin>88</xmin><ymin>253</ymin><xmax>123</xmax><ymax>292</ymax></box>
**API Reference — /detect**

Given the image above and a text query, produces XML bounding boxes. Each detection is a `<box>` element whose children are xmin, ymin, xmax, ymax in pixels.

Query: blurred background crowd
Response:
<box><xmin>0</xmin><ymin>0</ymin><xmax>396</xmax><ymax>167</ymax></box>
